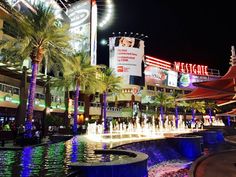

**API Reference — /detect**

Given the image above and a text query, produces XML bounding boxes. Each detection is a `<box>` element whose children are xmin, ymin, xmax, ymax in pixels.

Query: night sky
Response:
<box><xmin>97</xmin><ymin>0</ymin><xmax>236</xmax><ymax>75</ymax></box>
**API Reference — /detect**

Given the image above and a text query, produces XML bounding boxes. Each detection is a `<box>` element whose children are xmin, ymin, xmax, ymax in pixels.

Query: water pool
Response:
<box><xmin>0</xmin><ymin>133</ymin><xmax>234</xmax><ymax>177</ymax></box>
<box><xmin>0</xmin><ymin>136</ymin><xmax>190</xmax><ymax>177</ymax></box>
<box><xmin>0</xmin><ymin>136</ymin><xmax>106</xmax><ymax>177</ymax></box>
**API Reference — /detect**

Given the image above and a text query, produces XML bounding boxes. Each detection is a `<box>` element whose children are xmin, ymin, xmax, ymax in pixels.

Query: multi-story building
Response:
<box><xmin>0</xmin><ymin>1</ymin><xmax>221</xmax><ymax>128</ymax></box>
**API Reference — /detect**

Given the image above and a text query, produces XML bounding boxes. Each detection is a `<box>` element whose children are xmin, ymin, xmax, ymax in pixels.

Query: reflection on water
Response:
<box><xmin>0</xmin><ymin>136</ymin><xmax>106</xmax><ymax>177</ymax></box>
<box><xmin>21</xmin><ymin>147</ymin><xmax>32</xmax><ymax>177</ymax></box>
<box><xmin>1</xmin><ymin>135</ymin><xmax>233</xmax><ymax>177</ymax></box>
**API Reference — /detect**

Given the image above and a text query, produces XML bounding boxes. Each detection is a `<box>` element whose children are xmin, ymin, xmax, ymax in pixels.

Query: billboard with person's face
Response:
<box><xmin>109</xmin><ymin>37</ymin><xmax>144</xmax><ymax>84</ymax></box>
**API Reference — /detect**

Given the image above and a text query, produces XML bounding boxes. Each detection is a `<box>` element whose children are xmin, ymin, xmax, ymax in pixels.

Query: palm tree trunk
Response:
<box><xmin>73</xmin><ymin>82</ymin><xmax>80</xmax><ymax>135</ymax></box>
<box><xmin>160</xmin><ymin>106</ymin><xmax>164</xmax><ymax>127</ymax></box>
<box><xmin>115</xmin><ymin>95</ymin><xmax>118</xmax><ymax>107</ymax></box>
<box><xmin>208</xmin><ymin>108</ymin><xmax>212</xmax><ymax>126</ymax></box>
<box><xmin>184</xmin><ymin>110</ymin><xmax>187</xmax><ymax>127</ymax></box>
<box><xmin>175</xmin><ymin>106</ymin><xmax>179</xmax><ymax>128</ymax></box>
<box><xmin>25</xmin><ymin>63</ymin><xmax>39</xmax><ymax>138</ymax></box>
<box><xmin>227</xmin><ymin>116</ymin><xmax>231</xmax><ymax>126</ymax></box>
<box><xmin>103</xmin><ymin>91</ymin><xmax>107</xmax><ymax>133</ymax></box>
<box><xmin>64</xmin><ymin>88</ymin><xmax>69</xmax><ymax>129</ymax></box>
<box><xmin>191</xmin><ymin>108</ymin><xmax>195</xmax><ymax>123</ymax></box>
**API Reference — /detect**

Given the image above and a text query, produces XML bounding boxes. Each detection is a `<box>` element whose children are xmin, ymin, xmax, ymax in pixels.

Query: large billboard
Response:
<box><xmin>68</xmin><ymin>0</ymin><xmax>91</xmax><ymax>52</ymax></box>
<box><xmin>178</xmin><ymin>74</ymin><xmax>217</xmax><ymax>89</ymax></box>
<box><xmin>90</xmin><ymin>0</ymin><xmax>97</xmax><ymax>66</ymax></box>
<box><xmin>144</xmin><ymin>66</ymin><xmax>178</xmax><ymax>87</ymax></box>
<box><xmin>144</xmin><ymin>66</ymin><xmax>168</xmax><ymax>86</ymax></box>
<box><xmin>167</xmin><ymin>70</ymin><xmax>178</xmax><ymax>87</ymax></box>
<box><xmin>68</xmin><ymin>0</ymin><xmax>97</xmax><ymax>65</ymax></box>
<box><xmin>109</xmin><ymin>37</ymin><xmax>144</xmax><ymax>84</ymax></box>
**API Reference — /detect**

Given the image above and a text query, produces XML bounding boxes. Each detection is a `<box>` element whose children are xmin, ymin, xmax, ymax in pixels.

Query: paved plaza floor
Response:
<box><xmin>192</xmin><ymin>135</ymin><xmax>236</xmax><ymax>177</ymax></box>
<box><xmin>194</xmin><ymin>150</ymin><xmax>236</xmax><ymax>177</ymax></box>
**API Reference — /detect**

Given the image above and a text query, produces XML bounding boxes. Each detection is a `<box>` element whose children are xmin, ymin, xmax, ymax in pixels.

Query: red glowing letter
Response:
<box><xmin>189</xmin><ymin>64</ymin><xmax>193</xmax><ymax>73</ymax></box>
<box><xmin>181</xmin><ymin>62</ymin><xmax>185</xmax><ymax>73</ymax></box>
<box><xmin>204</xmin><ymin>66</ymin><xmax>208</xmax><ymax>75</ymax></box>
<box><xmin>193</xmin><ymin>64</ymin><xmax>197</xmax><ymax>74</ymax></box>
<box><xmin>174</xmin><ymin>62</ymin><xmax>181</xmax><ymax>72</ymax></box>
<box><xmin>185</xmin><ymin>63</ymin><xmax>189</xmax><ymax>73</ymax></box>
<box><xmin>197</xmin><ymin>65</ymin><xmax>202</xmax><ymax>75</ymax></box>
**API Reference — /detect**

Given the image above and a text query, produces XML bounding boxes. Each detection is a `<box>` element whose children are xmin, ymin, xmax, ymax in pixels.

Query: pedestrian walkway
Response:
<box><xmin>190</xmin><ymin>135</ymin><xmax>236</xmax><ymax>177</ymax></box>
<box><xmin>194</xmin><ymin>150</ymin><xmax>236</xmax><ymax>177</ymax></box>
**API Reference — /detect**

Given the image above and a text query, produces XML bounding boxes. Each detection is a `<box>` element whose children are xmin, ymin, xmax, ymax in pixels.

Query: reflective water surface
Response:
<box><xmin>0</xmin><ymin>134</ymin><xmax>235</xmax><ymax>177</ymax></box>
<box><xmin>0</xmin><ymin>136</ymin><xmax>107</xmax><ymax>177</ymax></box>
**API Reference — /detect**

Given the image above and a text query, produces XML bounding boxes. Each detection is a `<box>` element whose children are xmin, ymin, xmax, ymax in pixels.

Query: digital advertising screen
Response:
<box><xmin>178</xmin><ymin>73</ymin><xmax>193</xmax><ymax>88</ymax></box>
<box><xmin>167</xmin><ymin>70</ymin><xmax>178</xmax><ymax>87</ymax></box>
<box><xmin>178</xmin><ymin>74</ymin><xmax>218</xmax><ymax>89</ymax></box>
<box><xmin>144</xmin><ymin>66</ymin><xmax>168</xmax><ymax>86</ymax></box>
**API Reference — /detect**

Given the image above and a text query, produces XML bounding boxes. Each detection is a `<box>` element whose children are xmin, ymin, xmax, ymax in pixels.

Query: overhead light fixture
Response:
<box><xmin>98</xmin><ymin>0</ymin><xmax>113</xmax><ymax>29</ymax></box>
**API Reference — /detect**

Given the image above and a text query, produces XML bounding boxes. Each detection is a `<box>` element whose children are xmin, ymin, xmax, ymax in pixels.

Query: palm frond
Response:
<box><xmin>0</xmin><ymin>2</ymin><xmax>72</xmax><ymax>69</ymax></box>
<box><xmin>61</xmin><ymin>51</ymin><xmax>99</xmax><ymax>94</ymax></box>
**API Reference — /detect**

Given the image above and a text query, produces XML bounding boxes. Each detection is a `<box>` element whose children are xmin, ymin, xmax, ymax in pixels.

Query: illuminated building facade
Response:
<box><xmin>0</xmin><ymin>1</ymin><xmax>221</xmax><ymax>127</ymax></box>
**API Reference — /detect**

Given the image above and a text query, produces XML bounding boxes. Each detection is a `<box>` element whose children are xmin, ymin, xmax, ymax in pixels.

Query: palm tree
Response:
<box><xmin>169</xmin><ymin>91</ymin><xmax>181</xmax><ymax>128</ymax></box>
<box><xmin>49</xmin><ymin>77</ymin><xmax>74</xmax><ymax>130</ymax></box>
<box><xmin>187</xmin><ymin>101</ymin><xmax>206</xmax><ymax>123</ymax></box>
<box><xmin>169</xmin><ymin>91</ymin><xmax>191</xmax><ymax>128</ymax></box>
<box><xmin>152</xmin><ymin>92</ymin><xmax>172</xmax><ymax>127</ymax></box>
<box><xmin>180</xmin><ymin>101</ymin><xmax>190</xmax><ymax>127</ymax></box>
<box><xmin>0</xmin><ymin>2</ymin><xmax>71</xmax><ymax>137</ymax></box>
<box><xmin>205</xmin><ymin>101</ymin><xmax>219</xmax><ymax>125</ymax></box>
<box><xmin>62</xmin><ymin>52</ymin><xmax>99</xmax><ymax>134</ymax></box>
<box><xmin>98</xmin><ymin>67</ymin><xmax>122</xmax><ymax>133</ymax></box>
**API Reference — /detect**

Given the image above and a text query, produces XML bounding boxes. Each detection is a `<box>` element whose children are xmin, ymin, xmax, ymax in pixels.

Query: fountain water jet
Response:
<box><xmin>86</xmin><ymin>115</ymin><xmax>193</xmax><ymax>143</ymax></box>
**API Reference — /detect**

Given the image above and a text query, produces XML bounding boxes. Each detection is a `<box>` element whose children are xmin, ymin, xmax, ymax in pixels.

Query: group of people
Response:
<box><xmin>0</xmin><ymin>121</ymin><xmax>42</xmax><ymax>146</ymax></box>
<box><xmin>0</xmin><ymin>121</ymin><xmax>16</xmax><ymax>133</ymax></box>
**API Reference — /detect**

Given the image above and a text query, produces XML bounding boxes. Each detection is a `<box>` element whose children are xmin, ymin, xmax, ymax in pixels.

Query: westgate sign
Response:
<box><xmin>174</xmin><ymin>62</ymin><xmax>208</xmax><ymax>76</ymax></box>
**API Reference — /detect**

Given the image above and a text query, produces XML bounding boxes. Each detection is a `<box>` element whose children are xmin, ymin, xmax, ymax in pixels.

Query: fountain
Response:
<box><xmin>86</xmin><ymin>114</ymin><xmax>192</xmax><ymax>143</ymax></box>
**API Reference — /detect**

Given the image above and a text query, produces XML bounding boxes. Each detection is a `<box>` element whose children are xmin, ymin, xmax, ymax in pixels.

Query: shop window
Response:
<box><xmin>4</xmin><ymin>86</ymin><xmax>12</xmax><ymax>94</ymax></box>
<box><xmin>13</xmin><ymin>88</ymin><xmax>20</xmax><ymax>95</ymax></box>
<box><xmin>166</xmin><ymin>88</ymin><xmax>173</xmax><ymax>93</ymax></box>
<box><xmin>156</xmin><ymin>87</ymin><xmax>164</xmax><ymax>92</ymax></box>
<box><xmin>78</xmin><ymin>101</ymin><xmax>84</xmax><ymax>106</ymax></box>
<box><xmin>176</xmin><ymin>90</ymin><xmax>183</xmax><ymax>94</ymax></box>
<box><xmin>147</xmin><ymin>85</ymin><xmax>155</xmax><ymax>91</ymax></box>
<box><xmin>36</xmin><ymin>93</ymin><xmax>45</xmax><ymax>99</ymax></box>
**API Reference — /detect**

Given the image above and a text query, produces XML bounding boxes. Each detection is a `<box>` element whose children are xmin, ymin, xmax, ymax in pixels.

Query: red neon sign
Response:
<box><xmin>145</xmin><ymin>55</ymin><xmax>171</xmax><ymax>70</ymax></box>
<box><xmin>174</xmin><ymin>62</ymin><xmax>208</xmax><ymax>75</ymax></box>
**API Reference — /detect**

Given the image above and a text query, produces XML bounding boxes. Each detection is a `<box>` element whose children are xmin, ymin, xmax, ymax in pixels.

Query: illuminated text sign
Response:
<box><xmin>174</xmin><ymin>62</ymin><xmax>208</xmax><ymax>76</ymax></box>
